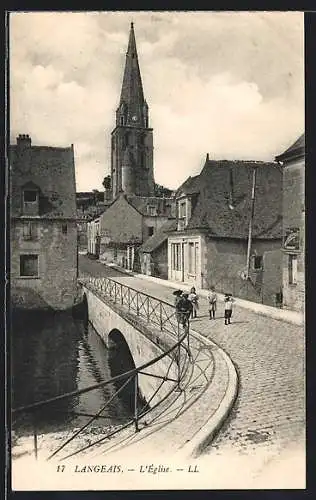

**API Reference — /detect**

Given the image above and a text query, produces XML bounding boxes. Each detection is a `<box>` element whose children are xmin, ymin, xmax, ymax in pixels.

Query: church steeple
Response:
<box><xmin>116</xmin><ymin>23</ymin><xmax>148</xmax><ymax>128</ymax></box>
<box><xmin>111</xmin><ymin>23</ymin><xmax>154</xmax><ymax>199</ymax></box>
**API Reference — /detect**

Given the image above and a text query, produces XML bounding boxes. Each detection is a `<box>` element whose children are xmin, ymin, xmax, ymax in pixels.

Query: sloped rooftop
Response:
<box><xmin>177</xmin><ymin>159</ymin><xmax>283</xmax><ymax>240</ymax></box>
<box><xmin>139</xmin><ymin>218</ymin><xmax>177</xmax><ymax>253</ymax></box>
<box><xmin>10</xmin><ymin>137</ymin><xmax>76</xmax><ymax>219</ymax></box>
<box><xmin>275</xmin><ymin>133</ymin><xmax>305</xmax><ymax>162</ymax></box>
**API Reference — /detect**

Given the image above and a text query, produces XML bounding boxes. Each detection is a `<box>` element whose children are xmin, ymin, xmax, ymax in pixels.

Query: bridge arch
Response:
<box><xmin>81</xmin><ymin>283</ymin><xmax>179</xmax><ymax>407</ymax></box>
<box><xmin>108</xmin><ymin>328</ymin><xmax>147</xmax><ymax>411</ymax></box>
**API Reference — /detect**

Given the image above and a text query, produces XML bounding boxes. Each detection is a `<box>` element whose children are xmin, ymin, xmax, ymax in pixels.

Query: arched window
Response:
<box><xmin>140</xmin><ymin>151</ymin><xmax>146</xmax><ymax>168</ymax></box>
<box><xmin>139</xmin><ymin>133</ymin><xmax>145</xmax><ymax>147</ymax></box>
<box><xmin>123</xmin><ymin>132</ymin><xmax>130</xmax><ymax>149</ymax></box>
<box><xmin>120</xmin><ymin>103</ymin><xmax>127</xmax><ymax>125</ymax></box>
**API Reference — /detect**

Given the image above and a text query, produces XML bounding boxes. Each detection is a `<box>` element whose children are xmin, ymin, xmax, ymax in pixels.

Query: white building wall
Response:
<box><xmin>168</xmin><ymin>234</ymin><xmax>202</xmax><ymax>289</ymax></box>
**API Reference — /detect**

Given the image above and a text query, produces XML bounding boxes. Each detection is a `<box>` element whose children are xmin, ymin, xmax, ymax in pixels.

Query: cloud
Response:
<box><xmin>9</xmin><ymin>11</ymin><xmax>304</xmax><ymax>191</ymax></box>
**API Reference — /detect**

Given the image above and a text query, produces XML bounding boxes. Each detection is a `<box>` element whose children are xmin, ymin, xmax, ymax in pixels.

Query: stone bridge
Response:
<box><xmin>78</xmin><ymin>276</ymin><xmax>238</xmax><ymax>460</ymax></box>
<box><xmin>81</xmin><ymin>279</ymin><xmax>182</xmax><ymax>407</ymax></box>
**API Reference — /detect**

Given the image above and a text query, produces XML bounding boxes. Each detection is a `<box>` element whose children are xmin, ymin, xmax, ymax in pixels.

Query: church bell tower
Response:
<box><xmin>111</xmin><ymin>23</ymin><xmax>155</xmax><ymax>199</ymax></box>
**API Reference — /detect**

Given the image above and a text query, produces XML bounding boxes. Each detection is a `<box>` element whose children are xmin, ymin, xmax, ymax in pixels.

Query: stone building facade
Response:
<box><xmin>168</xmin><ymin>156</ymin><xmax>283</xmax><ymax>306</ymax></box>
<box><xmin>276</xmin><ymin>134</ymin><xmax>305</xmax><ymax>312</ymax></box>
<box><xmin>139</xmin><ymin>219</ymin><xmax>177</xmax><ymax>279</ymax></box>
<box><xmin>88</xmin><ymin>193</ymin><xmax>174</xmax><ymax>270</ymax></box>
<box><xmin>10</xmin><ymin>134</ymin><xmax>78</xmax><ymax>310</ymax></box>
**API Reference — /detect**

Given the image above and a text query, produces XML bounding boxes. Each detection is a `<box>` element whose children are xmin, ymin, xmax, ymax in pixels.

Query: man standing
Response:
<box><xmin>208</xmin><ymin>286</ymin><xmax>217</xmax><ymax>319</ymax></box>
<box><xmin>176</xmin><ymin>292</ymin><xmax>193</xmax><ymax>328</ymax></box>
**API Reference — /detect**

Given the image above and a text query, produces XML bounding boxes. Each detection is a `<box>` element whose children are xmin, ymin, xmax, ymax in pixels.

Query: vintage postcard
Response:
<box><xmin>8</xmin><ymin>10</ymin><xmax>305</xmax><ymax>491</ymax></box>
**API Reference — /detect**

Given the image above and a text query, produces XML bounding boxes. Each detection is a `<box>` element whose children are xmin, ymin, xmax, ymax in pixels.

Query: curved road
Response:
<box><xmin>79</xmin><ymin>256</ymin><xmax>305</xmax><ymax>484</ymax></box>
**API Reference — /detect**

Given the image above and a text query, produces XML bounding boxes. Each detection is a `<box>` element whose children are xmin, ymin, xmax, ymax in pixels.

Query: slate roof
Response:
<box><xmin>76</xmin><ymin>191</ymin><xmax>105</xmax><ymax>204</ymax></box>
<box><xmin>139</xmin><ymin>218</ymin><xmax>177</xmax><ymax>253</ymax></box>
<box><xmin>175</xmin><ymin>174</ymin><xmax>200</xmax><ymax>197</ymax></box>
<box><xmin>275</xmin><ymin>133</ymin><xmax>305</xmax><ymax>162</ymax></box>
<box><xmin>119</xmin><ymin>23</ymin><xmax>145</xmax><ymax>111</ymax></box>
<box><xmin>178</xmin><ymin>159</ymin><xmax>282</xmax><ymax>240</ymax></box>
<box><xmin>127</xmin><ymin>195</ymin><xmax>174</xmax><ymax>217</ymax></box>
<box><xmin>10</xmin><ymin>136</ymin><xmax>76</xmax><ymax>219</ymax></box>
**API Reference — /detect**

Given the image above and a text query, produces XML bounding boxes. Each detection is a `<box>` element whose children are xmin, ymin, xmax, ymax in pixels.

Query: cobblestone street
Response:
<box><xmin>79</xmin><ymin>256</ymin><xmax>305</xmax><ymax>477</ymax></box>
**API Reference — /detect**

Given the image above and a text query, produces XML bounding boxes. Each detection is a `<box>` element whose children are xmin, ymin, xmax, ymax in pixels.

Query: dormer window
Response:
<box><xmin>179</xmin><ymin>200</ymin><xmax>186</xmax><ymax>219</ymax></box>
<box><xmin>24</xmin><ymin>190</ymin><xmax>37</xmax><ymax>203</ymax></box>
<box><xmin>178</xmin><ymin>199</ymin><xmax>187</xmax><ymax>230</ymax></box>
<box><xmin>22</xmin><ymin>184</ymin><xmax>39</xmax><ymax>215</ymax></box>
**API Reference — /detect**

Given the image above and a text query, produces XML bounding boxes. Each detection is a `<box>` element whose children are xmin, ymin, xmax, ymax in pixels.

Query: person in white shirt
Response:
<box><xmin>224</xmin><ymin>293</ymin><xmax>234</xmax><ymax>325</ymax></box>
<box><xmin>188</xmin><ymin>286</ymin><xmax>199</xmax><ymax>319</ymax></box>
<box><xmin>208</xmin><ymin>286</ymin><xmax>217</xmax><ymax>320</ymax></box>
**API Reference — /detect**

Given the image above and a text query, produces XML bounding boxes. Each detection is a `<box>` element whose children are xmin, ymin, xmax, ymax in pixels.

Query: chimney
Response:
<box><xmin>17</xmin><ymin>134</ymin><xmax>31</xmax><ymax>148</ymax></box>
<box><xmin>206</xmin><ymin>153</ymin><xmax>209</xmax><ymax>162</ymax></box>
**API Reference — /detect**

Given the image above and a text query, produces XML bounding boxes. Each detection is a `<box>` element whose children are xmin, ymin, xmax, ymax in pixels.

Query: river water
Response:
<box><xmin>11</xmin><ymin>310</ymin><xmax>136</xmax><ymax>437</ymax></box>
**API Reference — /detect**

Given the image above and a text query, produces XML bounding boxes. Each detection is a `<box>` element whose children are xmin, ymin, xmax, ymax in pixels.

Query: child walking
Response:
<box><xmin>224</xmin><ymin>293</ymin><xmax>234</xmax><ymax>325</ymax></box>
<box><xmin>188</xmin><ymin>286</ymin><xmax>199</xmax><ymax>319</ymax></box>
<box><xmin>208</xmin><ymin>286</ymin><xmax>217</xmax><ymax>319</ymax></box>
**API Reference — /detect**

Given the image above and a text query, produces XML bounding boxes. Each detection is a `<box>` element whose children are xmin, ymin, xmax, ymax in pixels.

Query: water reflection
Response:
<box><xmin>11</xmin><ymin>311</ymin><xmax>134</xmax><ymax>436</ymax></box>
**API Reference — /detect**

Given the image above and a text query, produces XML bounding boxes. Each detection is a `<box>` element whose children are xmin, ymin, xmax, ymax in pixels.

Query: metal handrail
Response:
<box><xmin>82</xmin><ymin>276</ymin><xmax>187</xmax><ymax>344</ymax></box>
<box><xmin>12</xmin><ymin>278</ymin><xmax>191</xmax><ymax>461</ymax></box>
<box><xmin>59</xmin><ymin>348</ymin><xmax>190</xmax><ymax>462</ymax></box>
<box><xmin>82</xmin><ymin>275</ymin><xmax>174</xmax><ymax>309</ymax></box>
<box><xmin>12</xmin><ymin>332</ymin><xmax>187</xmax><ymax>416</ymax></box>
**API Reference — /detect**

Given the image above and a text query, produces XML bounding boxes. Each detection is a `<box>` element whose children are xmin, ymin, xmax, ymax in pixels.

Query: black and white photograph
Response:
<box><xmin>8</xmin><ymin>10</ymin><xmax>305</xmax><ymax>490</ymax></box>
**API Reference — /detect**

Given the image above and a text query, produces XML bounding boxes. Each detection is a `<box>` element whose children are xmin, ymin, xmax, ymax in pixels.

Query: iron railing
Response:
<box><xmin>83</xmin><ymin>276</ymin><xmax>190</xmax><ymax>351</ymax></box>
<box><xmin>12</xmin><ymin>278</ymin><xmax>191</xmax><ymax>461</ymax></box>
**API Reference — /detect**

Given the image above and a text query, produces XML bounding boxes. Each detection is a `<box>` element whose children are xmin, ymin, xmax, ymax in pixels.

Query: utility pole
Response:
<box><xmin>246</xmin><ymin>167</ymin><xmax>257</xmax><ymax>279</ymax></box>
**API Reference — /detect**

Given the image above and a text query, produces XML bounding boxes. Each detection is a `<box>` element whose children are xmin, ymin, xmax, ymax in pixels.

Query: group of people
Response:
<box><xmin>174</xmin><ymin>285</ymin><xmax>234</xmax><ymax>327</ymax></box>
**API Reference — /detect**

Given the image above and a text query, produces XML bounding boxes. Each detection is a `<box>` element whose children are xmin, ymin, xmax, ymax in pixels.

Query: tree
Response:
<box><xmin>153</xmin><ymin>182</ymin><xmax>173</xmax><ymax>198</ymax></box>
<box><xmin>102</xmin><ymin>175</ymin><xmax>111</xmax><ymax>190</ymax></box>
<box><xmin>92</xmin><ymin>189</ymin><xmax>99</xmax><ymax>206</ymax></box>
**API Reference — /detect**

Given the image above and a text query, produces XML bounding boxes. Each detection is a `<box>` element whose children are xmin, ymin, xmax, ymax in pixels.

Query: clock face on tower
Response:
<box><xmin>132</xmin><ymin>115</ymin><xmax>138</xmax><ymax>122</ymax></box>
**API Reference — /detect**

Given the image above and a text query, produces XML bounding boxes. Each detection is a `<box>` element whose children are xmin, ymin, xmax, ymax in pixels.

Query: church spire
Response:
<box><xmin>117</xmin><ymin>23</ymin><xmax>148</xmax><ymax>127</ymax></box>
<box><xmin>111</xmin><ymin>23</ymin><xmax>154</xmax><ymax>199</ymax></box>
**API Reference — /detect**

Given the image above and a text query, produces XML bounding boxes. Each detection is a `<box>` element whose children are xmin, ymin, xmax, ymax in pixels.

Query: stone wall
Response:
<box><xmin>282</xmin><ymin>158</ymin><xmax>305</xmax><ymax>311</ymax></box>
<box><xmin>99</xmin><ymin>247</ymin><xmax>127</xmax><ymax>268</ymax></box>
<box><xmin>204</xmin><ymin>237</ymin><xmax>282</xmax><ymax>305</ymax></box>
<box><xmin>11</xmin><ymin>219</ymin><xmax>78</xmax><ymax>310</ymax></box>
<box><xmin>83</xmin><ymin>286</ymin><xmax>179</xmax><ymax>407</ymax></box>
<box><xmin>262</xmin><ymin>248</ymin><xmax>283</xmax><ymax>306</ymax></box>
<box><xmin>99</xmin><ymin>195</ymin><xmax>142</xmax><ymax>244</ymax></box>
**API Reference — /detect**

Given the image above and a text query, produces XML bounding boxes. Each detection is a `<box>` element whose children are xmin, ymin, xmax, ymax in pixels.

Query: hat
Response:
<box><xmin>173</xmin><ymin>289</ymin><xmax>183</xmax><ymax>296</ymax></box>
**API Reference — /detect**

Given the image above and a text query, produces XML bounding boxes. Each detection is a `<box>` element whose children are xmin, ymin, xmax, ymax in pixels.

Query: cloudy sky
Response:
<box><xmin>10</xmin><ymin>11</ymin><xmax>304</xmax><ymax>191</ymax></box>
